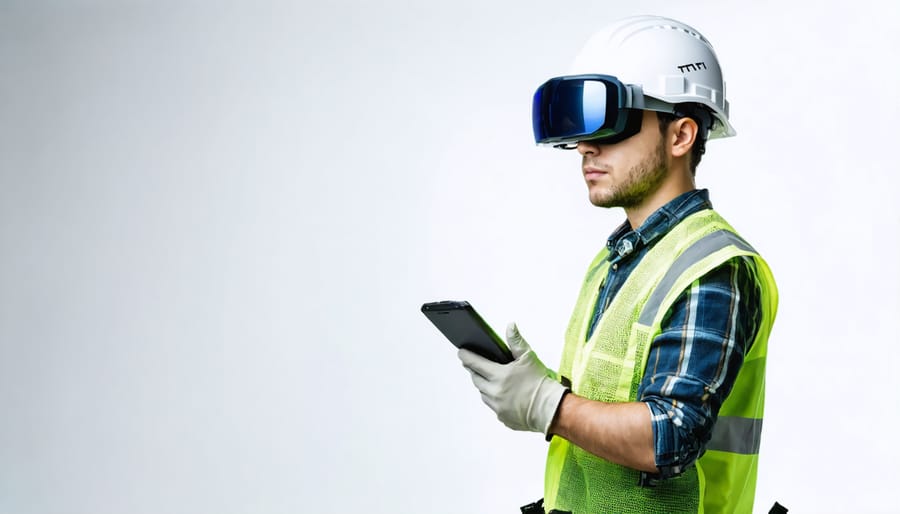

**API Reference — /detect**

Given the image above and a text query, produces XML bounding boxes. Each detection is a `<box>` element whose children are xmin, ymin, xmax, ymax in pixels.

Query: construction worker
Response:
<box><xmin>457</xmin><ymin>15</ymin><xmax>779</xmax><ymax>513</ymax></box>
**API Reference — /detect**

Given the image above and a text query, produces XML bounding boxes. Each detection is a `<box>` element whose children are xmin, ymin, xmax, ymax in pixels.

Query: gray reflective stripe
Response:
<box><xmin>585</xmin><ymin>262</ymin><xmax>606</xmax><ymax>285</ymax></box>
<box><xmin>707</xmin><ymin>416</ymin><xmax>763</xmax><ymax>454</ymax></box>
<box><xmin>637</xmin><ymin>230</ymin><xmax>755</xmax><ymax>325</ymax></box>
<box><xmin>584</xmin><ymin>250</ymin><xmax>611</xmax><ymax>284</ymax></box>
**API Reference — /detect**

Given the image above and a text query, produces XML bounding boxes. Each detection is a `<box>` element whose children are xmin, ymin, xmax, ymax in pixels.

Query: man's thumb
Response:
<box><xmin>506</xmin><ymin>322</ymin><xmax>531</xmax><ymax>359</ymax></box>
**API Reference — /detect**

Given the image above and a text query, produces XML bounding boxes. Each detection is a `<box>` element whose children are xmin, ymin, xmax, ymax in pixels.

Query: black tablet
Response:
<box><xmin>421</xmin><ymin>300</ymin><xmax>513</xmax><ymax>364</ymax></box>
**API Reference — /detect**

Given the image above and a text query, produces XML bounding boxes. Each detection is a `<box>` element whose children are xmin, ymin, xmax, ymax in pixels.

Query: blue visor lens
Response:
<box><xmin>532</xmin><ymin>75</ymin><xmax>637</xmax><ymax>146</ymax></box>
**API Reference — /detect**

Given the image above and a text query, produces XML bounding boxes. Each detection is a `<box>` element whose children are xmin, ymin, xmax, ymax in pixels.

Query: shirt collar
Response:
<box><xmin>606</xmin><ymin>189</ymin><xmax>713</xmax><ymax>263</ymax></box>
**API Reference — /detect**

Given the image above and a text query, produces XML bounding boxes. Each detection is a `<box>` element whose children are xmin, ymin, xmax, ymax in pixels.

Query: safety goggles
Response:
<box><xmin>532</xmin><ymin>74</ymin><xmax>676</xmax><ymax>148</ymax></box>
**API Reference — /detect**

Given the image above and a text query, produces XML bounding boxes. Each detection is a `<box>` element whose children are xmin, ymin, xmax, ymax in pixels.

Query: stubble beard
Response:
<box><xmin>588</xmin><ymin>140</ymin><xmax>668</xmax><ymax>209</ymax></box>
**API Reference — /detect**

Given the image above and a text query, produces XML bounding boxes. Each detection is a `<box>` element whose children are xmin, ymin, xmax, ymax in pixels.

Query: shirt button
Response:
<box><xmin>612</xmin><ymin>264</ymin><xmax>618</xmax><ymax>271</ymax></box>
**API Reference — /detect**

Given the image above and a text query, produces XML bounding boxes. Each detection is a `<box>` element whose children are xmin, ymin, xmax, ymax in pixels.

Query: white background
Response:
<box><xmin>2</xmin><ymin>1</ymin><xmax>898</xmax><ymax>513</ymax></box>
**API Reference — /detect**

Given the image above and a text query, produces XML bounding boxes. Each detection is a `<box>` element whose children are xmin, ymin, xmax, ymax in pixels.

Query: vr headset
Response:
<box><xmin>532</xmin><ymin>74</ymin><xmax>713</xmax><ymax>149</ymax></box>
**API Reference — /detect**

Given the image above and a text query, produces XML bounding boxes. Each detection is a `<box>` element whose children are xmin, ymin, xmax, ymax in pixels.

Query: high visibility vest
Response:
<box><xmin>544</xmin><ymin>209</ymin><xmax>779</xmax><ymax>514</ymax></box>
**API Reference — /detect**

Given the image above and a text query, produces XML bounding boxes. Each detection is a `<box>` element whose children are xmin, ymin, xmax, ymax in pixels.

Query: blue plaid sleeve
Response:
<box><xmin>638</xmin><ymin>256</ymin><xmax>762</xmax><ymax>478</ymax></box>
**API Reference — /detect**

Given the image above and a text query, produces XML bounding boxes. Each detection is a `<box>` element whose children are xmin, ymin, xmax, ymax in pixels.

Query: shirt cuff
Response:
<box><xmin>645</xmin><ymin>399</ymin><xmax>706</xmax><ymax>479</ymax></box>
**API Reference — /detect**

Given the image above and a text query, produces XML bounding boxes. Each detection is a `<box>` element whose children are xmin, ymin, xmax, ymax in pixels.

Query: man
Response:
<box><xmin>457</xmin><ymin>15</ymin><xmax>778</xmax><ymax>514</ymax></box>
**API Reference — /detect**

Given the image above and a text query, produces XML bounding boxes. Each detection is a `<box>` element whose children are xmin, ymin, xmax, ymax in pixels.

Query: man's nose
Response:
<box><xmin>576</xmin><ymin>140</ymin><xmax>602</xmax><ymax>156</ymax></box>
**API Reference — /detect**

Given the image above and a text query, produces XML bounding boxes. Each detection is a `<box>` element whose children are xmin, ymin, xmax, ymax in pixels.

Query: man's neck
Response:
<box><xmin>624</xmin><ymin>176</ymin><xmax>695</xmax><ymax>229</ymax></box>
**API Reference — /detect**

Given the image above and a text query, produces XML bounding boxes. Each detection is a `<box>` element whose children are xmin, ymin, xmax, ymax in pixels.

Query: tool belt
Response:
<box><xmin>521</xmin><ymin>497</ymin><xmax>788</xmax><ymax>513</ymax></box>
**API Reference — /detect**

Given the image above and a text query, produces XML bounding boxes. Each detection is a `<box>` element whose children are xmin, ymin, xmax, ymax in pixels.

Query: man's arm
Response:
<box><xmin>550</xmin><ymin>395</ymin><xmax>658</xmax><ymax>472</ymax></box>
<box><xmin>549</xmin><ymin>256</ymin><xmax>761</xmax><ymax>476</ymax></box>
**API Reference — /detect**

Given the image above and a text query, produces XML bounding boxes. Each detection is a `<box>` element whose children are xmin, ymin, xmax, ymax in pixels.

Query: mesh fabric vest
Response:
<box><xmin>544</xmin><ymin>209</ymin><xmax>778</xmax><ymax>514</ymax></box>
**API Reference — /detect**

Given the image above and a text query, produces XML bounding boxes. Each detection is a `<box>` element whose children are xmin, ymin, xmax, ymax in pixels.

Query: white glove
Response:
<box><xmin>458</xmin><ymin>322</ymin><xmax>568</xmax><ymax>435</ymax></box>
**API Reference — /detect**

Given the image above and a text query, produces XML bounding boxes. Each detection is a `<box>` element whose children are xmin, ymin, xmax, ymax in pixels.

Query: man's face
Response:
<box><xmin>577</xmin><ymin>110</ymin><xmax>668</xmax><ymax>209</ymax></box>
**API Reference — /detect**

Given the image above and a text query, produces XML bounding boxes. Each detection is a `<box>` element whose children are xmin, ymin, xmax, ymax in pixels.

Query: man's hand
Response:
<box><xmin>458</xmin><ymin>323</ymin><xmax>568</xmax><ymax>435</ymax></box>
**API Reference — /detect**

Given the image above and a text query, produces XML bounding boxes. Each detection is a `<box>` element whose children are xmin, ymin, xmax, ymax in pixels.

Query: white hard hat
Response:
<box><xmin>571</xmin><ymin>15</ymin><xmax>735</xmax><ymax>139</ymax></box>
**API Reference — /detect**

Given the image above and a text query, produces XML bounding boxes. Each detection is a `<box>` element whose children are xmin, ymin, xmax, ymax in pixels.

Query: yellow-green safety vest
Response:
<box><xmin>544</xmin><ymin>209</ymin><xmax>778</xmax><ymax>514</ymax></box>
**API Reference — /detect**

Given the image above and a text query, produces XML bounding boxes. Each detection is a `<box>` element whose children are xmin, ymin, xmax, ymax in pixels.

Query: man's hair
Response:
<box><xmin>656</xmin><ymin>104</ymin><xmax>712</xmax><ymax>176</ymax></box>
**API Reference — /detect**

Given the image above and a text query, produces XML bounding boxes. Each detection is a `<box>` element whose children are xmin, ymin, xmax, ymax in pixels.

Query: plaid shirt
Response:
<box><xmin>587</xmin><ymin>189</ymin><xmax>762</xmax><ymax>478</ymax></box>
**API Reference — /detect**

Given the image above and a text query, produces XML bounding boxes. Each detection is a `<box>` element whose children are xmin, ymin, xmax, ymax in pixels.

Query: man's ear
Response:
<box><xmin>670</xmin><ymin>117</ymin><xmax>698</xmax><ymax>158</ymax></box>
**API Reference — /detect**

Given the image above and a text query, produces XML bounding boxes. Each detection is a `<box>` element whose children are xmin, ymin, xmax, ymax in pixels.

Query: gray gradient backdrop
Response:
<box><xmin>2</xmin><ymin>1</ymin><xmax>898</xmax><ymax>513</ymax></box>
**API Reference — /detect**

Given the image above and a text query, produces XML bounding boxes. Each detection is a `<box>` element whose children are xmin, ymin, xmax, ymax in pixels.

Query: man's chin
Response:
<box><xmin>589</xmin><ymin>193</ymin><xmax>617</xmax><ymax>208</ymax></box>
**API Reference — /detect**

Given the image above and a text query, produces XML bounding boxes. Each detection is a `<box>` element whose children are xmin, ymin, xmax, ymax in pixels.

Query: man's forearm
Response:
<box><xmin>549</xmin><ymin>393</ymin><xmax>658</xmax><ymax>473</ymax></box>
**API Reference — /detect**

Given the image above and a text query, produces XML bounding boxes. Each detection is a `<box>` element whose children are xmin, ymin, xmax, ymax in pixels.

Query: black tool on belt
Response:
<box><xmin>520</xmin><ymin>498</ymin><xmax>571</xmax><ymax>514</ymax></box>
<box><xmin>769</xmin><ymin>501</ymin><xmax>788</xmax><ymax>513</ymax></box>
